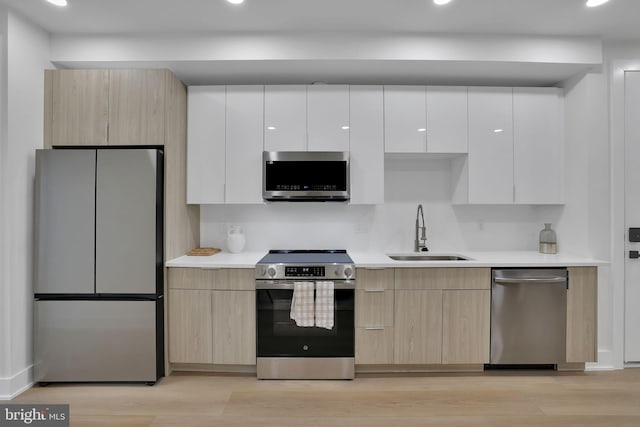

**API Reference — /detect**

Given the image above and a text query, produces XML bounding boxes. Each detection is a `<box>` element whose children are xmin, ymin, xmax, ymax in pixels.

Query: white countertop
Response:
<box><xmin>166</xmin><ymin>252</ymin><xmax>265</xmax><ymax>268</ymax></box>
<box><xmin>166</xmin><ymin>250</ymin><xmax>606</xmax><ymax>269</ymax></box>
<box><xmin>350</xmin><ymin>251</ymin><xmax>607</xmax><ymax>268</ymax></box>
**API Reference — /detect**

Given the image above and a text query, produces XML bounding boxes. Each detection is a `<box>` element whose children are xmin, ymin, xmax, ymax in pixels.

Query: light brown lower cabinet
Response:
<box><xmin>168</xmin><ymin>268</ymin><xmax>255</xmax><ymax>365</ymax></box>
<box><xmin>355</xmin><ymin>327</ymin><xmax>394</xmax><ymax>364</ymax></box>
<box><xmin>169</xmin><ymin>289</ymin><xmax>213</xmax><ymax>364</ymax></box>
<box><xmin>355</xmin><ymin>268</ymin><xmax>395</xmax><ymax>364</ymax></box>
<box><xmin>355</xmin><ymin>289</ymin><xmax>394</xmax><ymax>364</ymax></box>
<box><xmin>566</xmin><ymin>266</ymin><xmax>598</xmax><ymax>363</ymax></box>
<box><xmin>168</xmin><ymin>266</ymin><xmax>596</xmax><ymax>369</ymax></box>
<box><xmin>442</xmin><ymin>289</ymin><xmax>490</xmax><ymax>364</ymax></box>
<box><xmin>393</xmin><ymin>268</ymin><xmax>491</xmax><ymax>365</ymax></box>
<box><xmin>211</xmin><ymin>290</ymin><xmax>256</xmax><ymax>365</ymax></box>
<box><xmin>394</xmin><ymin>290</ymin><xmax>443</xmax><ymax>364</ymax></box>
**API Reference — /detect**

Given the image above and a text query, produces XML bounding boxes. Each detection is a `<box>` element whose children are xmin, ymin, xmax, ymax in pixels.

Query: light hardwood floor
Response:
<box><xmin>13</xmin><ymin>369</ymin><xmax>640</xmax><ymax>426</ymax></box>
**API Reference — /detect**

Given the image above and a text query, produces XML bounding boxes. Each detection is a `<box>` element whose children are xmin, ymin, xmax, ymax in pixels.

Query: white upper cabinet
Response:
<box><xmin>426</xmin><ymin>86</ymin><xmax>468</xmax><ymax>154</ymax></box>
<box><xmin>454</xmin><ymin>86</ymin><xmax>565</xmax><ymax>205</ymax></box>
<box><xmin>307</xmin><ymin>85</ymin><xmax>350</xmax><ymax>152</ymax></box>
<box><xmin>187</xmin><ymin>84</ymin><xmax>564</xmax><ymax>206</ymax></box>
<box><xmin>225</xmin><ymin>86</ymin><xmax>264</xmax><ymax>204</ymax></box>
<box><xmin>350</xmin><ymin>86</ymin><xmax>384</xmax><ymax>205</ymax></box>
<box><xmin>187</xmin><ymin>86</ymin><xmax>264</xmax><ymax>204</ymax></box>
<box><xmin>467</xmin><ymin>87</ymin><xmax>514</xmax><ymax>204</ymax></box>
<box><xmin>264</xmin><ymin>85</ymin><xmax>307</xmax><ymax>151</ymax></box>
<box><xmin>513</xmin><ymin>87</ymin><xmax>564</xmax><ymax>204</ymax></box>
<box><xmin>384</xmin><ymin>86</ymin><xmax>427</xmax><ymax>153</ymax></box>
<box><xmin>187</xmin><ymin>86</ymin><xmax>225</xmax><ymax>204</ymax></box>
<box><xmin>384</xmin><ymin>86</ymin><xmax>468</xmax><ymax>154</ymax></box>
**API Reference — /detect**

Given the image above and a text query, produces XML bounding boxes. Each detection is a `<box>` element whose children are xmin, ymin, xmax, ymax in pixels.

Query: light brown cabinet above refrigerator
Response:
<box><xmin>44</xmin><ymin>69</ymin><xmax>174</xmax><ymax>148</ymax></box>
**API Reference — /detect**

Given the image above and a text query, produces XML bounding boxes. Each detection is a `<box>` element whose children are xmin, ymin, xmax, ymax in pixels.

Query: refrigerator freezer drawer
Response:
<box><xmin>34</xmin><ymin>300</ymin><xmax>158</xmax><ymax>383</ymax></box>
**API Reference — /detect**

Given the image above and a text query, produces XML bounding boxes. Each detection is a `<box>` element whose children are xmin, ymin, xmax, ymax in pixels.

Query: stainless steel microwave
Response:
<box><xmin>262</xmin><ymin>151</ymin><xmax>350</xmax><ymax>202</ymax></box>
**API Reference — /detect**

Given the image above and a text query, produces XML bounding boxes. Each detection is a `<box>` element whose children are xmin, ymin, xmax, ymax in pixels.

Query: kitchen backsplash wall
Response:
<box><xmin>200</xmin><ymin>156</ymin><xmax>564</xmax><ymax>253</ymax></box>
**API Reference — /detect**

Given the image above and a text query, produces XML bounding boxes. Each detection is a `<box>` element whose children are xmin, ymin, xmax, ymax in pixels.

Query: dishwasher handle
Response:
<box><xmin>494</xmin><ymin>277</ymin><xmax>567</xmax><ymax>285</ymax></box>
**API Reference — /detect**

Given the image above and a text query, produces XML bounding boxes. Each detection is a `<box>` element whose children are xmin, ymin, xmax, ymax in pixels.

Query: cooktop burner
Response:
<box><xmin>257</xmin><ymin>249</ymin><xmax>353</xmax><ymax>265</ymax></box>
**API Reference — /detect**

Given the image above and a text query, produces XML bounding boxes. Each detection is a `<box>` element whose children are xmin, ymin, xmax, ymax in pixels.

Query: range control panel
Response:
<box><xmin>285</xmin><ymin>266</ymin><xmax>325</xmax><ymax>277</ymax></box>
<box><xmin>255</xmin><ymin>264</ymin><xmax>355</xmax><ymax>280</ymax></box>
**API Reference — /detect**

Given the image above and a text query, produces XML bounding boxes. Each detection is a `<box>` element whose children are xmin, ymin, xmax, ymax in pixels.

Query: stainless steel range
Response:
<box><xmin>255</xmin><ymin>250</ymin><xmax>355</xmax><ymax>379</ymax></box>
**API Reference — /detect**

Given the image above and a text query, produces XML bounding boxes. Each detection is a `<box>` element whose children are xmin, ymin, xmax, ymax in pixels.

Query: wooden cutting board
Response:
<box><xmin>187</xmin><ymin>247</ymin><xmax>221</xmax><ymax>256</ymax></box>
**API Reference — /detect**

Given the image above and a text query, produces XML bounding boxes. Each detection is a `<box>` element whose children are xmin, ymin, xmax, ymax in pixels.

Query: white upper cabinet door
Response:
<box><xmin>350</xmin><ymin>86</ymin><xmax>384</xmax><ymax>205</ymax></box>
<box><xmin>467</xmin><ymin>87</ymin><xmax>514</xmax><ymax>204</ymax></box>
<box><xmin>264</xmin><ymin>85</ymin><xmax>307</xmax><ymax>151</ymax></box>
<box><xmin>513</xmin><ymin>87</ymin><xmax>564</xmax><ymax>204</ymax></box>
<box><xmin>187</xmin><ymin>86</ymin><xmax>225</xmax><ymax>204</ymax></box>
<box><xmin>426</xmin><ymin>86</ymin><xmax>468</xmax><ymax>154</ymax></box>
<box><xmin>307</xmin><ymin>85</ymin><xmax>350</xmax><ymax>151</ymax></box>
<box><xmin>225</xmin><ymin>86</ymin><xmax>264</xmax><ymax>204</ymax></box>
<box><xmin>384</xmin><ymin>86</ymin><xmax>427</xmax><ymax>153</ymax></box>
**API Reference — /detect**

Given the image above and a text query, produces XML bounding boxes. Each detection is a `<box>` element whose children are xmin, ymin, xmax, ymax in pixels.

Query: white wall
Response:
<box><xmin>0</xmin><ymin>9</ymin><xmax>50</xmax><ymax>400</ymax></box>
<box><xmin>0</xmin><ymin>5</ymin><xmax>9</xmax><ymax>398</ymax></box>
<box><xmin>557</xmin><ymin>70</ymin><xmax>613</xmax><ymax>368</ymax></box>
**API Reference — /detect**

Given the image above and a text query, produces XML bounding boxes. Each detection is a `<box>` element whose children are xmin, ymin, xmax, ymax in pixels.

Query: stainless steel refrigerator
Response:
<box><xmin>34</xmin><ymin>148</ymin><xmax>164</xmax><ymax>384</ymax></box>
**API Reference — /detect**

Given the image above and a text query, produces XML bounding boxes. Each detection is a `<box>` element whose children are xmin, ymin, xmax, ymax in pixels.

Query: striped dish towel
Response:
<box><xmin>315</xmin><ymin>281</ymin><xmax>334</xmax><ymax>330</ymax></box>
<box><xmin>290</xmin><ymin>282</ymin><xmax>315</xmax><ymax>327</ymax></box>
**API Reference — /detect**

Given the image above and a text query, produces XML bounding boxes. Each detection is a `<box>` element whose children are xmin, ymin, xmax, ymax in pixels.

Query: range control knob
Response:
<box><xmin>267</xmin><ymin>266</ymin><xmax>277</xmax><ymax>277</ymax></box>
<box><xmin>343</xmin><ymin>267</ymin><xmax>353</xmax><ymax>278</ymax></box>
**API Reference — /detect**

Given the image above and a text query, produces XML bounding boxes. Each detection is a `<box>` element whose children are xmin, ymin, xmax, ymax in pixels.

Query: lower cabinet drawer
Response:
<box><xmin>355</xmin><ymin>327</ymin><xmax>394</xmax><ymax>365</ymax></box>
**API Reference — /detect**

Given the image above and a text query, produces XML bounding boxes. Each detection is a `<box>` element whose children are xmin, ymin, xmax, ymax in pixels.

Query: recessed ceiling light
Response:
<box><xmin>266</xmin><ymin>126</ymin><xmax>276</xmax><ymax>131</ymax></box>
<box><xmin>493</xmin><ymin>129</ymin><xmax>504</xmax><ymax>133</ymax></box>
<box><xmin>417</xmin><ymin>128</ymin><xmax>427</xmax><ymax>132</ymax></box>
<box><xmin>433</xmin><ymin>0</ymin><xmax>452</xmax><ymax>5</ymax></box>
<box><xmin>226</xmin><ymin>0</ymin><xmax>244</xmax><ymax>4</ymax></box>
<box><xmin>586</xmin><ymin>0</ymin><xmax>610</xmax><ymax>7</ymax></box>
<box><xmin>341</xmin><ymin>126</ymin><xmax>350</xmax><ymax>130</ymax></box>
<box><xmin>46</xmin><ymin>0</ymin><xmax>67</xmax><ymax>6</ymax></box>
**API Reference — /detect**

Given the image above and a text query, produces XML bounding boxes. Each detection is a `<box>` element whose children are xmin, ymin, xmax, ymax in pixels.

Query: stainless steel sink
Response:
<box><xmin>387</xmin><ymin>254</ymin><xmax>471</xmax><ymax>261</ymax></box>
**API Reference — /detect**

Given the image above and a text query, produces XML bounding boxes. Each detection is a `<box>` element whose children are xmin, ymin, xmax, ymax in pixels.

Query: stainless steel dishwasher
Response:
<box><xmin>490</xmin><ymin>268</ymin><xmax>568</xmax><ymax>365</ymax></box>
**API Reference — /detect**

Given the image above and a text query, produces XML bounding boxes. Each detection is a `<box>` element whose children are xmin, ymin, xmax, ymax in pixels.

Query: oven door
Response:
<box><xmin>256</xmin><ymin>282</ymin><xmax>354</xmax><ymax>358</ymax></box>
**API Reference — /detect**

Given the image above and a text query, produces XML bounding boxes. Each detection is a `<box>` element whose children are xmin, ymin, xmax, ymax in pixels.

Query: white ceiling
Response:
<box><xmin>2</xmin><ymin>0</ymin><xmax>636</xmax><ymax>85</ymax></box>
<box><xmin>1</xmin><ymin>0</ymin><xmax>639</xmax><ymax>38</ymax></box>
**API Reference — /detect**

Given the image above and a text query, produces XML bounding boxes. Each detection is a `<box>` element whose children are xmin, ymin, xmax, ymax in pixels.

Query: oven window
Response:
<box><xmin>256</xmin><ymin>289</ymin><xmax>354</xmax><ymax>357</ymax></box>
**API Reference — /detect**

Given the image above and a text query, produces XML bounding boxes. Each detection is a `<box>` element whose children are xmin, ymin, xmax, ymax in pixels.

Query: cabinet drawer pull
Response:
<box><xmin>364</xmin><ymin>327</ymin><xmax>385</xmax><ymax>330</ymax></box>
<box><xmin>363</xmin><ymin>289</ymin><xmax>385</xmax><ymax>293</ymax></box>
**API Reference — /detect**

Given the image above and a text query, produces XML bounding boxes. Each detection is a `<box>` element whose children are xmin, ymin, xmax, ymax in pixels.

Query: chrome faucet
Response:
<box><xmin>415</xmin><ymin>204</ymin><xmax>428</xmax><ymax>252</ymax></box>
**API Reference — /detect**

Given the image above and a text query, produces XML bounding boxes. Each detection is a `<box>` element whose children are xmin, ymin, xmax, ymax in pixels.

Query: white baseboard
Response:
<box><xmin>0</xmin><ymin>365</ymin><xmax>33</xmax><ymax>400</ymax></box>
<box><xmin>586</xmin><ymin>349</ymin><xmax>620</xmax><ymax>371</ymax></box>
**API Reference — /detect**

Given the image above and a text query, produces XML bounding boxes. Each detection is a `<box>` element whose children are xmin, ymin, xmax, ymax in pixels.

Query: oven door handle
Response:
<box><xmin>256</xmin><ymin>281</ymin><xmax>355</xmax><ymax>290</ymax></box>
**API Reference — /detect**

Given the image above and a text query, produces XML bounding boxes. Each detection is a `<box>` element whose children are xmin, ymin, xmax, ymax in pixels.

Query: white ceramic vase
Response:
<box><xmin>226</xmin><ymin>226</ymin><xmax>246</xmax><ymax>253</ymax></box>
